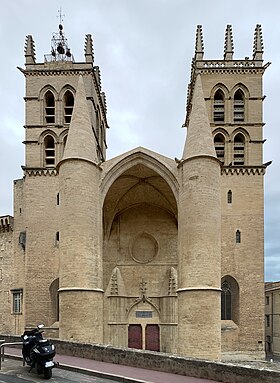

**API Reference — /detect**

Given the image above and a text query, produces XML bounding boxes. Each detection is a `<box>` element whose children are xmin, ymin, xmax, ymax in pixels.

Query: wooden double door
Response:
<box><xmin>128</xmin><ymin>324</ymin><xmax>160</xmax><ymax>351</ymax></box>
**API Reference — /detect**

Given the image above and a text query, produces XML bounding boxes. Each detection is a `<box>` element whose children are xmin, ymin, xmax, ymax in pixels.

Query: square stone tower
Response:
<box><xmin>183</xmin><ymin>25</ymin><xmax>269</xmax><ymax>358</ymax></box>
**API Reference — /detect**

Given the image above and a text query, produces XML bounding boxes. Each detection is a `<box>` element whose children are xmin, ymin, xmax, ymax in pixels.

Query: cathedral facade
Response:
<box><xmin>0</xmin><ymin>24</ymin><xmax>269</xmax><ymax>361</ymax></box>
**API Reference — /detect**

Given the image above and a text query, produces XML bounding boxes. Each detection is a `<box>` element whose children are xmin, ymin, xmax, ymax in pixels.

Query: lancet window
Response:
<box><xmin>213</xmin><ymin>90</ymin><xmax>225</xmax><ymax>122</ymax></box>
<box><xmin>233</xmin><ymin>89</ymin><xmax>245</xmax><ymax>123</ymax></box>
<box><xmin>214</xmin><ymin>133</ymin><xmax>225</xmax><ymax>164</ymax></box>
<box><xmin>44</xmin><ymin>135</ymin><xmax>55</xmax><ymax>167</ymax></box>
<box><xmin>233</xmin><ymin>133</ymin><xmax>245</xmax><ymax>165</ymax></box>
<box><xmin>45</xmin><ymin>91</ymin><xmax>55</xmax><ymax>124</ymax></box>
<box><xmin>64</xmin><ymin>90</ymin><xmax>74</xmax><ymax>124</ymax></box>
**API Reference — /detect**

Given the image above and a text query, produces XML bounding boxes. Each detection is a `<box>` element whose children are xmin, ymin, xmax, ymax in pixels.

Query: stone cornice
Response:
<box><xmin>22</xmin><ymin>167</ymin><xmax>57</xmax><ymax>176</ymax></box>
<box><xmin>222</xmin><ymin>166</ymin><xmax>266</xmax><ymax>175</ymax></box>
<box><xmin>20</xmin><ymin>69</ymin><xmax>93</xmax><ymax>76</ymax></box>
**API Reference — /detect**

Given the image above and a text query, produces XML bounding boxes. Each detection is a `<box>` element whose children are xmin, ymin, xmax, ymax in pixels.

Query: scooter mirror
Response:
<box><xmin>23</xmin><ymin>335</ymin><xmax>28</xmax><ymax>340</ymax></box>
<box><xmin>37</xmin><ymin>324</ymin><xmax>44</xmax><ymax>329</ymax></box>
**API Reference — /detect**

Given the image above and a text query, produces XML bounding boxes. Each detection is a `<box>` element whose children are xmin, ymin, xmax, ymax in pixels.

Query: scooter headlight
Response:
<box><xmin>51</xmin><ymin>344</ymin><xmax>55</xmax><ymax>351</ymax></box>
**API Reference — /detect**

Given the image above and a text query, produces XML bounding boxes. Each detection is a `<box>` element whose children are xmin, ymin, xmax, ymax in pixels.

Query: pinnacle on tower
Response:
<box><xmin>195</xmin><ymin>25</ymin><xmax>204</xmax><ymax>60</ymax></box>
<box><xmin>84</xmin><ymin>34</ymin><xmax>94</xmax><ymax>63</ymax></box>
<box><xmin>224</xmin><ymin>25</ymin><xmax>234</xmax><ymax>60</ymax></box>
<box><xmin>24</xmin><ymin>35</ymin><xmax>36</xmax><ymax>64</ymax></box>
<box><xmin>253</xmin><ymin>24</ymin><xmax>264</xmax><ymax>60</ymax></box>
<box><xmin>182</xmin><ymin>74</ymin><xmax>216</xmax><ymax>160</ymax></box>
<box><xmin>61</xmin><ymin>75</ymin><xmax>98</xmax><ymax>164</ymax></box>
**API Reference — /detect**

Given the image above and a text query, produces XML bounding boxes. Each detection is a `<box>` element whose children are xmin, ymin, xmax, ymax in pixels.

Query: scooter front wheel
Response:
<box><xmin>43</xmin><ymin>367</ymin><xmax>52</xmax><ymax>379</ymax></box>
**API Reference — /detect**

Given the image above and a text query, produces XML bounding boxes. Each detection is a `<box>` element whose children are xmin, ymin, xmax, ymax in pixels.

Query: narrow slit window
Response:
<box><xmin>213</xmin><ymin>90</ymin><xmax>225</xmax><ymax>122</ymax></box>
<box><xmin>234</xmin><ymin>89</ymin><xmax>245</xmax><ymax>123</ymax></box>
<box><xmin>57</xmin><ymin>193</ymin><xmax>60</xmax><ymax>206</ymax></box>
<box><xmin>56</xmin><ymin>232</ymin><xmax>60</xmax><ymax>242</ymax></box>
<box><xmin>45</xmin><ymin>91</ymin><xmax>55</xmax><ymax>124</ymax></box>
<box><xmin>236</xmin><ymin>230</ymin><xmax>241</xmax><ymax>244</ymax></box>
<box><xmin>64</xmin><ymin>91</ymin><xmax>74</xmax><ymax>124</ymax></box>
<box><xmin>227</xmin><ymin>190</ymin><xmax>232</xmax><ymax>204</ymax></box>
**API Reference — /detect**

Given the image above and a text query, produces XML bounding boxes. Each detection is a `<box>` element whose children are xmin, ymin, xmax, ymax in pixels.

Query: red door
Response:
<box><xmin>145</xmin><ymin>324</ymin><xmax>160</xmax><ymax>351</ymax></box>
<box><xmin>128</xmin><ymin>324</ymin><xmax>142</xmax><ymax>349</ymax></box>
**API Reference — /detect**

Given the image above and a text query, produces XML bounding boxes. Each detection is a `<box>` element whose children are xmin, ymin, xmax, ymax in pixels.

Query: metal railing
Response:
<box><xmin>0</xmin><ymin>341</ymin><xmax>23</xmax><ymax>370</ymax></box>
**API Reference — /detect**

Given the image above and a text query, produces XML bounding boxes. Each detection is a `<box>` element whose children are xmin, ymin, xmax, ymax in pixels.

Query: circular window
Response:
<box><xmin>130</xmin><ymin>232</ymin><xmax>158</xmax><ymax>264</ymax></box>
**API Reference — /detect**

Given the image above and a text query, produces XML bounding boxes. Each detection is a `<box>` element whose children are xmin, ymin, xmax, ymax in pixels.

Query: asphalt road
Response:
<box><xmin>0</xmin><ymin>359</ymin><xmax>118</xmax><ymax>383</ymax></box>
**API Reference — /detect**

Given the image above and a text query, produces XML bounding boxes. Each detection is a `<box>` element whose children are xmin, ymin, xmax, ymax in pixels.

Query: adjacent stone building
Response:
<box><xmin>265</xmin><ymin>282</ymin><xmax>280</xmax><ymax>355</ymax></box>
<box><xmin>0</xmin><ymin>23</ymin><xmax>270</xmax><ymax>361</ymax></box>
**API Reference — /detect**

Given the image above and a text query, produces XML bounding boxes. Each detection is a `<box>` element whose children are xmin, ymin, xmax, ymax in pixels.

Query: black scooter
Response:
<box><xmin>21</xmin><ymin>324</ymin><xmax>56</xmax><ymax>379</ymax></box>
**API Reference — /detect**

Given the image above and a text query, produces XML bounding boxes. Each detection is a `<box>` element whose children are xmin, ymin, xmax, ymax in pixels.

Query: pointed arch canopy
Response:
<box><xmin>101</xmin><ymin>148</ymin><xmax>179</xmax><ymax>238</ymax></box>
<box><xmin>101</xmin><ymin>148</ymin><xmax>179</xmax><ymax>204</ymax></box>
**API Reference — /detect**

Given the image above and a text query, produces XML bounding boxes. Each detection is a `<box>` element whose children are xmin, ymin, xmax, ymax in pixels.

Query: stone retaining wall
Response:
<box><xmin>1</xmin><ymin>335</ymin><xmax>279</xmax><ymax>383</ymax></box>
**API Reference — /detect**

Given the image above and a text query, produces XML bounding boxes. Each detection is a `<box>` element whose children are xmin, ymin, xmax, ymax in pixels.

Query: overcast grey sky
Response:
<box><xmin>0</xmin><ymin>0</ymin><xmax>279</xmax><ymax>281</ymax></box>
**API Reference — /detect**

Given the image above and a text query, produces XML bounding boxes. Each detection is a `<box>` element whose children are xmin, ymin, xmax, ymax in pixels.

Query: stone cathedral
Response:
<box><xmin>0</xmin><ymin>23</ymin><xmax>270</xmax><ymax>361</ymax></box>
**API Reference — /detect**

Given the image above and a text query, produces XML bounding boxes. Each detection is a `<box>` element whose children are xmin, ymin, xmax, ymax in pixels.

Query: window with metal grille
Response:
<box><xmin>12</xmin><ymin>289</ymin><xmax>22</xmax><ymax>314</ymax></box>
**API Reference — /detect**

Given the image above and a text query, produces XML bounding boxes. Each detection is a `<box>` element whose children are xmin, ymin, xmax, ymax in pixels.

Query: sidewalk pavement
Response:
<box><xmin>4</xmin><ymin>347</ymin><xmax>220</xmax><ymax>383</ymax></box>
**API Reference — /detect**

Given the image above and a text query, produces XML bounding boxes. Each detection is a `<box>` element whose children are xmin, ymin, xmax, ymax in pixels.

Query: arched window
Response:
<box><xmin>233</xmin><ymin>133</ymin><xmax>245</xmax><ymax>165</ymax></box>
<box><xmin>214</xmin><ymin>133</ymin><xmax>225</xmax><ymax>164</ymax></box>
<box><xmin>213</xmin><ymin>90</ymin><xmax>225</xmax><ymax>122</ymax></box>
<box><xmin>64</xmin><ymin>91</ymin><xmax>74</xmax><ymax>124</ymax></box>
<box><xmin>45</xmin><ymin>91</ymin><xmax>55</xmax><ymax>124</ymax></box>
<box><xmin>227</xmin><ymin>190</ymin><xmax>232</xmax><ymax>204</ymax></box>
<box><xmin>221</xmin><ymin>276</ymin><xmax>239</xmax><ymax>323</ymax></box>
<box><xmin>236</xmin><ymin>229</ymin><xmax>241</xmax><ymax>243</ymax></box>
<box><xmin>221</xmin><ymin>280</ymin><xmax>232</xmax><ymax>320</ymax></box>
<box><xmin>234</xmin><ymin>89</ymin><xmax>245</xmax><ymax>123</ymax></box>
<box><xmin>44</xmin><ymin>135</ymin><xmax>55</xmax><ymax>167</ymax></box>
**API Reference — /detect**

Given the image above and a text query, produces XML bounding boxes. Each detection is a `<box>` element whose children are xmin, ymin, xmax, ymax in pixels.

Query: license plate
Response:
<box><xmin>45</xmin><ymin>361</ymin><xmax>54</xmax><ymax>368</ymax></box>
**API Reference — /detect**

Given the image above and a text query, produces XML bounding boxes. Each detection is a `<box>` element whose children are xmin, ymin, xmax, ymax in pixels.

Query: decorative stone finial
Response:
<box><xmin>24</xmin><ymin>35</ymin><xmax>36</xmax><ymax>64</ymax></box>
<box><xmin>84</xmin><ymin>34</ymin><xmax>94</xmax><ymax>63</ymax></box>
<box><xmin>195</xmin><ymin>25</ymin><xmax>204</xmax><ymax>60</ymax></box>
<box><xmin>224</xmin><ymin>25</ymin><xmax>234</xmax><ymax>60</ymax></box>
<box><xmin>253</xmin><ymin>24</ymin><xmax>264</xmax><ymax>60</ymax></box>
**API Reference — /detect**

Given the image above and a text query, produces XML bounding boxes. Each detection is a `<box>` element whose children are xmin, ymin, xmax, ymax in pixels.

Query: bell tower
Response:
<box><xmin>181</xmin><ymin>25</ymin><xmax>270</xmax><ymax>358</ymax></box>
<box><xmin>16</xmin><ymin>17</ymin><xmax>108</xmax><ymax>330</ymax></box>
